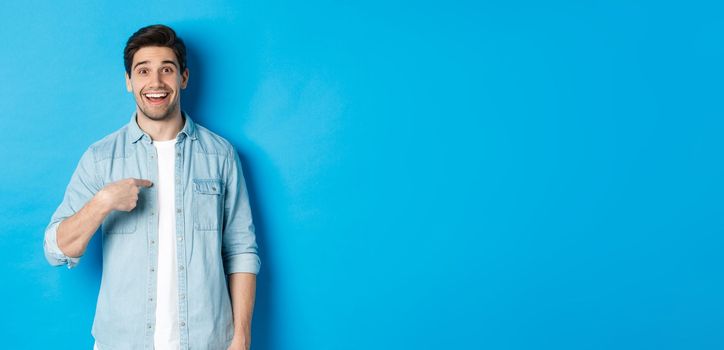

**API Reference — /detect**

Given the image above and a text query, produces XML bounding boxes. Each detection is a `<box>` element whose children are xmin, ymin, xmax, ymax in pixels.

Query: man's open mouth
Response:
<box><xmin>143</xmin><ymin>91</ymin><xmax>170</xmax><ymax>105</ymax></box>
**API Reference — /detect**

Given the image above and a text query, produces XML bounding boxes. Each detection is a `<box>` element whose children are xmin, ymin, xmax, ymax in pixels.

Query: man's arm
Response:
<box><xmin>44</xmin><ymin>146</ymin><xmax>154</xmax><ymax>266</ymax></box>
<box><xmin>221</xmin><ymin>145</ymin><xmax>261</xmax><ymax>350</ymax></box>
<box><xmin>56</xmin><ymin>178</ymin><xmax>153</xmax><ymax>258</ymax></box>
<box><xmin>228</xmin><ymin>272</ymin><xmax>257</xmax><ymax>350</ymax></box>
<box><xmin>44</xmin><ymin>147</ymin><xmax>101</xmax><ymax>268</ymax></box>
<box><xmin>56</xmin><ymin>194</ymin><xmax>111</xmax><ymax>258</ymax></box>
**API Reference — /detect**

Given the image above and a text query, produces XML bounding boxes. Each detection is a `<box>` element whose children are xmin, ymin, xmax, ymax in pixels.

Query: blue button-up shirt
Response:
<box><xmin>43</xmin><ymin>112</ymin><xmax>261</xmax><ymax>350</ymax></box>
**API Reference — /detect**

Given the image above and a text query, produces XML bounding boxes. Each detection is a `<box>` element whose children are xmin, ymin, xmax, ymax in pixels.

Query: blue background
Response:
<box><xmin>1</xmin><ymin>1</ymin><xmax>723</xmax><ymax>349</ymax></box>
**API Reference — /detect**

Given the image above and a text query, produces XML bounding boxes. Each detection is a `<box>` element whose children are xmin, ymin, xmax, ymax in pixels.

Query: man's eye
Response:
<box><xmin>138</xmin><ymin>69</ymin><xmax>148</xmax><ymax>75</ymax></box>
<box><xmin>162</xmin><ymin>67</ymin><xmax>173</xmax><ymax>73</ymax></box>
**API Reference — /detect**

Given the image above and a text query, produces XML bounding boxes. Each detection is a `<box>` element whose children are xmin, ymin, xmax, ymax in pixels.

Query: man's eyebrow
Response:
<box><xmin>132</xmin><ymin>60</ymin><xmax>179</xmax><ymax>70</ymax></box>
<box><xmin>133</xmin><ymin>60</ymin><xmax>149</xmax><ymax>70</ymax></box>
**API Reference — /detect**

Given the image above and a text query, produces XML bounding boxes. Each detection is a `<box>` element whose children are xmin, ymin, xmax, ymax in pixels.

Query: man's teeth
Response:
<box><xmin>145</xmin><ymin>93</ymin><xmax>169</xmax><ymax>98</ymax></box>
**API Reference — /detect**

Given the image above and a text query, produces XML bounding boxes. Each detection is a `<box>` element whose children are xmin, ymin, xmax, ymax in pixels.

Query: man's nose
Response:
<box><xmin>149</xmin><ymin>70</ymin><xmax>163</xmax><ymax>86</ymax></box>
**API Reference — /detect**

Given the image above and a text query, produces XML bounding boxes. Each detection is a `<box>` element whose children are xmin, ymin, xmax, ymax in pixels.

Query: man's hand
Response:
<box><xmin>227</xmin><ymin>333</ymin><xmax>250</xmax><ymax>350</ymax></box>
<box><xmin>96</xmin><ymin>178</ymin><xmax>153</xmax><ymax>213</ymax></box>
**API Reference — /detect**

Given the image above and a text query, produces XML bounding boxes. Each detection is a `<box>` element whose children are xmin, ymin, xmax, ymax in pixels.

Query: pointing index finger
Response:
<box><xmin>133</xmin><ymin>178</ymin><xmax>154</xmax><ymax>188</ymax></box>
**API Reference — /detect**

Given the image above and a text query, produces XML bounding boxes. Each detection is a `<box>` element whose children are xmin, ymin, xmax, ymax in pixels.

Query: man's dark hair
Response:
<box><xmin>124</xmin><ymin>24</ymin><xmax>187</xmax><ymax>76</ymax></box>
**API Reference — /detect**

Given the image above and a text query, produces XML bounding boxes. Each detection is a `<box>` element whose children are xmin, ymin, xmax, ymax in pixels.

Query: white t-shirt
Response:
<box><xmin>152</xmin><ymin>139</ymin><xmax>181</xmax><ymax>349</ymax></box>
<box><xmin>95</xmin><ymin>139</ymin><xmax>180</xmax><ymax>350</ymax></box>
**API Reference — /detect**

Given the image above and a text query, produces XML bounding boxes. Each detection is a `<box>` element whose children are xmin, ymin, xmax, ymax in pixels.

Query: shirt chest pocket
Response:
<box><xmin>192</xmin><ymin>178</ymin><xmax>224</xmax><ymax>231</ymax></box>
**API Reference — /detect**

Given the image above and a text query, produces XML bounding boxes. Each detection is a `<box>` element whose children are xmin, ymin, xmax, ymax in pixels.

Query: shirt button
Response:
<box><xmin>180</xmin><ymin>294</ymin><xmax>185</xmax><ymax>299</ymax></box>
<box><xmin>150</xmin><ymin>267</ymin><xmax>155</xmax><ymax>272</ymax></box>
<box><xmin>179</xmin><ymin>265</ymin><xmax>185</xmax><ymax>270</ymax></box>
<box><xmin>178</xmin><ymin>236</ymin><xmax>184</xmax><ymax>241</ymax></box>
<box><xmin>149</xmin><ymin>297</ymin><xmax>153</xmax><ymax>302</ymax></box>
<box><xmin>211</xmin><ymin>186</ymin><xmax>216</xmax><ymax>191</ymax></box>
<box><xmin>180</xmin><ymin>321</ymin><xmax>186</xmax><ymax>327</ymax></box>
<box><xmin>177</xmin><ymin>153</ymin><xmax>181</xmax><ymax>157</ymax></box>
<box><xmin>150</xmin><ymin>240</ymin><xmax>155</xmax><ymax>244</ymax></box>
<box><xmin>176</xmin><ymin>209</ymin><xmax>181</xmax><ymax>214</ymax></box>
<box><xmin>147</xmin><ymin>324</ymin><xmax>152</xmax><ymax>329</ymax></box>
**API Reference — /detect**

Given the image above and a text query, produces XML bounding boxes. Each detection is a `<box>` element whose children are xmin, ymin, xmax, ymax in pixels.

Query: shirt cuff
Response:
<box><xmin>44</xmin><ymin>220</ymin><xmax>81</xmax><ymax>269</ymax></box>
<box><xmin>224</xmin><ymin>253</ymin><xmax>261</xmax><ymax>275</ymax></box>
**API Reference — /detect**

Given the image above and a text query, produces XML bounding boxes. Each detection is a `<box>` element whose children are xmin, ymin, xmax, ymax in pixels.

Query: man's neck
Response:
<box><xmin>136</xmin><ymin>109</ymin><xmax>184</xmax><ymax>142</ymax></box>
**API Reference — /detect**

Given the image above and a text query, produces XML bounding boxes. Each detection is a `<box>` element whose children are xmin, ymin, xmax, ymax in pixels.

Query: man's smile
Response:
<box><xmin>143</xmin><ymin>91</ymin><xmax>170</xmax><ymax>105</ymax></box>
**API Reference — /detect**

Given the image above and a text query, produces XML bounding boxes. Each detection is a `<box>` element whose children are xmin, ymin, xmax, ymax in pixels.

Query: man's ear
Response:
<box><xmin>181</xmin><ymin>68</ymin><xmax>189</xmax><ymax>89</ymax></box>
<box><xmin>125</xmin><ymin>72</ymin><xmax>132</xmax><ymax>92</ymax></box>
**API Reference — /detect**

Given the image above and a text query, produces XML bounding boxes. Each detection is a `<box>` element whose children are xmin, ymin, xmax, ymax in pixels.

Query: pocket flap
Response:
<box><xmin>193</xmin><ymin>178</ymin><xmax>224</xmax><ymax>195</ymax></box>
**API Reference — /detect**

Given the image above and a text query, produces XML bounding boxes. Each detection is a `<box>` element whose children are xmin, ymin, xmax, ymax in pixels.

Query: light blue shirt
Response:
<box><xmin>43</xmin><ymin>112</ymin><xmax>261</xmax><ymax>350</ymax></box>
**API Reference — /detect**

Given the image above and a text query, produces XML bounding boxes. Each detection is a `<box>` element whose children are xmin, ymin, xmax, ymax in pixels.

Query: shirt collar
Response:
<box><xmin>127</xmin><ymin>110</ymin><xmax>198</xmax><ymax>144</ymax></box>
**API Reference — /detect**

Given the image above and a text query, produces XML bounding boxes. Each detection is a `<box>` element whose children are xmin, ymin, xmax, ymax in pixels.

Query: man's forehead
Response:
<box><xmin>132</xmin><ymin>46</ymin><xmax>178</xmax><ymax>66</ymax></box>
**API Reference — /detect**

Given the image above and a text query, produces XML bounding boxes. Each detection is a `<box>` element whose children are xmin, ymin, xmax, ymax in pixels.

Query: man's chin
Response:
<box><xmin>138</xmin><ymin>105</ymin><xmax>174</xmax><ymax>121</ymax></box>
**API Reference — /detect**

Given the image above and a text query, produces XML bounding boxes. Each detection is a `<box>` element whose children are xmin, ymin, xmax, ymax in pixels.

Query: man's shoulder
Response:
<box><xmin>193</xmin><ymin>123</ymin><xmax>236</xmax><ymax>157</ymax></box>
<box><xmin>83</xmin><ymin>123</ymin><xmax>132</xmax><ymax>162</ymax></box>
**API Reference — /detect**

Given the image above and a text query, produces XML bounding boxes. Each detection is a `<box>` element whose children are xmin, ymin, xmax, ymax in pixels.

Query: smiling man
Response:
<box><xmin>43</xmin><ymin>25</ymin><xmax>260</xmax><ymax>350</ymax></box>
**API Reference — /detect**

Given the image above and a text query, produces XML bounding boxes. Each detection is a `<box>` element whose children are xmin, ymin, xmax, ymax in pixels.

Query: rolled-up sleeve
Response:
<box><xmin>44</xmin><ymin>147</ymin><xmax>100</xmax><ymax>269</ymax></box>
<box><xmin>221</xmin><ymin>146</ymin><xmax>261</xmax><ymax>275</ymax></box>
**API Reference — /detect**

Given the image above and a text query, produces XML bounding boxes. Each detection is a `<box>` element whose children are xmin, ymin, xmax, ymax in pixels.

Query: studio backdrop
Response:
<box><xmin>1</xmin><ymin>1</ymin><xmax>723</xmax><ymax>349</ymax></box>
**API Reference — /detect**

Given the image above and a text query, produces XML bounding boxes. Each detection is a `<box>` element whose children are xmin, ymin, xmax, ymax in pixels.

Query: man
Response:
<box><xmin>43</xmin><ymin>24</ymin><xmax>260</xmax><ymax>350</ymax></box>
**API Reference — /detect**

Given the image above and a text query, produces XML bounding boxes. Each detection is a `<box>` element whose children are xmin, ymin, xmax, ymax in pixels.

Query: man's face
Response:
<box><xmin>125</xmin><ymin>46</ymin><xmax>189</xmax><ymax>121</ymax></box>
